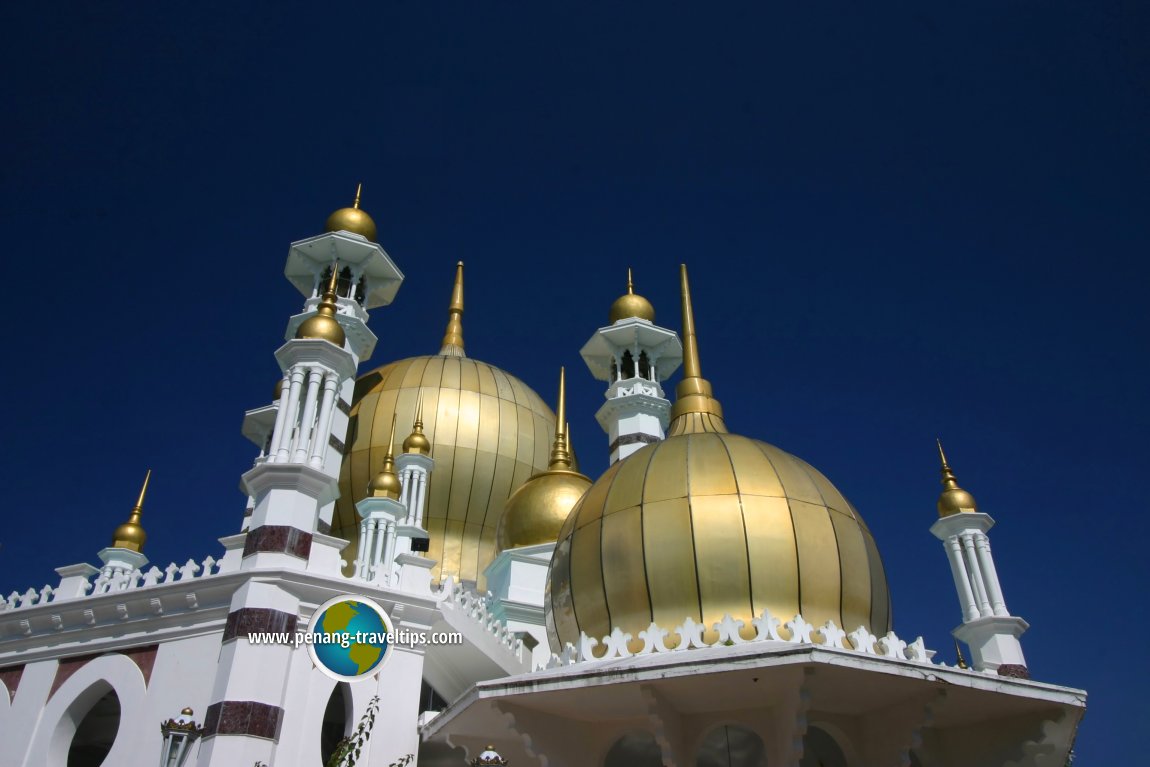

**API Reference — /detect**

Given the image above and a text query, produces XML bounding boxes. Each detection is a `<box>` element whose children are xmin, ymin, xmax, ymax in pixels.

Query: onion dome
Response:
<box><xmin>498</xmin><ymin>367</ymin><xmax>592</xmax><ymax>552</ymax></box>
<box><xmin>367</xmin><ymin>416</ymin><xmax>402</xmax><ymax>500</ymax></box>
<box><xmin>111</xmin><ymin>470</ymin><xmax>151</xmax><ymax>552</ymax></box>
<box><xmin>936</xmin><ymin>440</ymin><xmax>978</xmax><ymax>516</ymax></box>
<box><xmin>401</xmin><ymin>395</ymin><xmax>432</xmax><ymax>456</ymax></box>
<box><xmin>296</xmin><ymin>263</ymin><xmax>346</xmax><ymax>347</ymax></box>
<box><xmin>335</xmin><ymin>262</ymin><xmax>560</xmax><ymax>587</ymax></box>
<box><xmin>325</xmin><ymin>183</ymin><xmax>378</xmax><ymax>242</ymax></box>
<box><xmin>546</xmin><ymin>265</ymin><xmax>891</xmax><ymax>652</ymax></box>
<box><xmin>608</xmin><ymin>268</ymin><xmax>656</xmax><ymax>324</ymax></box>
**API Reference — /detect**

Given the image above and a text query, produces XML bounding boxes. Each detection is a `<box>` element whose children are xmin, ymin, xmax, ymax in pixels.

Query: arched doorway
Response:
<box><xmin>800</xmin><ymin>726</ymin><xmax>848</xmax><ymax>767</ymax></box>
<box><xmin>67</xmin><ymin>689</ymin><xmax>120</xmax><ymax>767</ymax></box>
<box><xmin>696</xmin><ymin>724</ymin><xmax>767</xmax><ymax>767</ymax></box>
<box><xmin>604</xmin><ymin>731</ymin><xmax>662</xmax><ymax>767</ymax></box>
<box><xmin>320</xmin><ymin>683</ymin><xmax>352</xmax><ymax>764</ymax></box>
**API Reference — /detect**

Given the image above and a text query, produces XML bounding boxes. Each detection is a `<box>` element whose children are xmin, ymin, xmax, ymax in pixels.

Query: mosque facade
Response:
<box><xmin>0</xmin><ymin>194</ymin><xmax>1084</xmax><ymax>767</ymax></box>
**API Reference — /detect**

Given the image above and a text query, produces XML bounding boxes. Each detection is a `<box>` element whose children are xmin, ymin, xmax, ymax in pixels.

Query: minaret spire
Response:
<box><xmin>626</xmin><ymin>267</ymin><xmax>634</xmax><ymax>294</ymax></box>
<box><xmin>295</xmin><ymin>261</ymin><xmax>346</xmax><ymax>346</ymax></box>
<box><xmin>936</xmin><ymin>438</ymin><xmax>978</xmax><ymax>516</ymax></box>
<box><xmin>439</xmin><ymin>261</ymin><xmax>466</xmax><ymax>357</ymax></box>
<box><xmin>368</xmin><ymin>415</ymin><xmax>401</xmax><ymax>500</ymax></box>
<box><xmin>668</xmin><ymin>264</ymin><xmax>727</xmax><ymax>435</ymax></box>
<box><xmin>353</xmin><ymin>182</ymin><xmax>363</xmax><ymax>209</ymax></box>
<box><xmin>111</xmin><ymin>469</ymin><xmax>151</xmax><ymax>552</ymax></box>
<box><xmin>548</xmin><ymin>368</ymin><xmax>572</xmax><ymax>469</ymax></box>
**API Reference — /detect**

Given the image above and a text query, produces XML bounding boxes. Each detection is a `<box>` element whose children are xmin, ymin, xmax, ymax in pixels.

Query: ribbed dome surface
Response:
<box><xmin>335</xmin><ymin>355</ymin><xmax>556</xmax><ymax>586</ymax></box>
<box><xmin>546</xmin><ymin>431</ymin><xmax>891</xmax><ymax>650</ymax></box>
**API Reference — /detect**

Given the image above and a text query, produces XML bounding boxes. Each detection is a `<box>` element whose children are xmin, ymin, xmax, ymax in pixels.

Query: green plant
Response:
<box><xmin>324</xmin><ymin>696</ymin><xmax>381</xmax><ymax>767</ymax></box>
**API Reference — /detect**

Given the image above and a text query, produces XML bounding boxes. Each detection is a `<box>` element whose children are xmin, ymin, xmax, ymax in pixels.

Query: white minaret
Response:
<box><xmin>930</xmin><ymin>441</ymin><xmax>1029</xmax><ymax>678</ymax></box>
<box><xmin>197</xmin><ymin>191</ymin><xmax>403</xmax><ymax>766</ymax></box>
<box><xmin>355</xmin><ymin>417</ymin><xmax>408</xmax><ymax>584</ymax></box>
<box><xmin>580</xmin><ymin>269</ymin><xmax>683</xmax><ymax>464</ymax></box>
<box><xmin>395</xmin><ymin>395</ymin><xmax>434</xmax><ymax>558</ymax></box>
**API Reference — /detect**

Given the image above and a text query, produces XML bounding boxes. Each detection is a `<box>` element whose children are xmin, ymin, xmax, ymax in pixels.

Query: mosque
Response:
<box><xmin>0</xmin><ymin>193</ymin><xmax>1085</xmax><ymax>766</ymax></box>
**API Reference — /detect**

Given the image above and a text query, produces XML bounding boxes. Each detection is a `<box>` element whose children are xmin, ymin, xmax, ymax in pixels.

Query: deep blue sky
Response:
<box><xmin>2</xmin><ymin>2</ymin><xmax>1147</xmax><ymax>761</ymax></box>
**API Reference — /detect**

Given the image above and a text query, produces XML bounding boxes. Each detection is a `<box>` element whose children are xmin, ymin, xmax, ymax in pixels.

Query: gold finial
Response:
<box><xmin>368</xmin><ymin>415</ymin><xmax>402</xmax><ymax>499</ymax></box>
<box><xmin>296</xmin><ymin>261</ymin><xmax>346</xmax><ymax>346</ymax></box>
<box><xmin>439</xmin><ymin>261</ymin><xmax>466</xmax><ymax>357</ymax></box>
<box><xmin>403</xmin><ymin>393</ymin><xmax>432</xmax><ymax>455</ymax></box>
<box><xmin>325</xmin><ymin>185</ymin><xmax>378</xmax><ymax>241</ymax></box>
<box><xmin>936</xmin><ymin>439</ymin><xmax>978</xmax><ymax>516</ymax></box>
<box><xmin>608</xmin><ymin>267</ymin><xmax>655</xmax><ymax>323</ymax></box>
<box><xmin>111</xmin><ymin>469</ymin><xmax>151</xmax><ymax>551</ymax></box>
<box><xmin>668</xmin><ymin>264</ymin><xmax>726</xmax><ymax>435</ymax></box>
<box><xmin>955</xmin><ymin>639</ymin><xmax>969</xmax><ymax>669</ymax></box>
<box><xmin>548</xmin><ymin>368</ymin><xmax>572</xmax><ymax>469</ymax></box>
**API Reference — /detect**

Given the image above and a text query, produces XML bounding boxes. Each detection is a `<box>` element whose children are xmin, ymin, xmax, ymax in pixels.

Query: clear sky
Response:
<box><xmin>2</xmin><ymin>2</ymin><xmax>1147</xmax><ymax>761</ymax></box>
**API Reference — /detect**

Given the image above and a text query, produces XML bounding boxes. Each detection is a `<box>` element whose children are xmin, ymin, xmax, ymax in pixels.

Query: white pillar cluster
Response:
<box><xmin>395</xmin><ymin>450</ymin><xmax>434</xmax><ymax>557</ymax></box>
<box><xmin>355</xmin><ymin>494</ymin><xmax>406</xmax><ymax>584</ymax></box>
<box><xmin>266</xmin><ymin>365</ymin><xmax>343</xmax><ymax>468</ymax></box>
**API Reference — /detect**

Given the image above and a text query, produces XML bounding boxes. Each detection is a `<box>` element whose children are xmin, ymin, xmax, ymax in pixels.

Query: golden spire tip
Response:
<box><xmin>936</xmin><ymin>438</ymin><xmax>949</xmax><ymax>468</ymax></box>
<box><xmin>439</xmin><ymin>261</ymin><xmax>467</xmax><ymax>357</ymax></box>
<box><xmin>548</xmin><ymin>367</ymin><xmax>572</xmax><ymax>469</ymax></box>
<box><xmin>668</xmin><ymin>263</ymin><xmax>726</xmax><ymax>434</ymax></box>
<box><xmin>353</xmin><ymin>183</ymin><xmax>362</xmax><ymax>210</ymax></box>
<box><xmin>135</xmin><ymin>468</ymin><xmax>152</xmax><ymax>511</ymax></box>
<box><xmin>627</xmin><ymin>267</ymin><xmax>634</xmax><ymax>294</ymax></box>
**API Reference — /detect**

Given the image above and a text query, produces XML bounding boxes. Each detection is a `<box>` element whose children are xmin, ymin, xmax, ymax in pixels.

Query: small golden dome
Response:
<box><xmin>111</xmin><ymin>470</ymin><xmax>151</xmax><ymax>552</ymax></box>
<box><xmin>181</xmin><ymin>707</ymin><xmax>194</xmax><ymax>717</ymax></box>
<box><xmin>325</xmin><ymin>183</ymin><xmax>377</xmax><ymax>241</ymax></box>
<box><xmin>608</xmin><ymin>268</ymin><xmax>656</xmax><ymax>324</ymax></box>
<box><xmin>937</xmin><ymin>440</ymin><xmax>978</xmax><ymax>516</ymax></box>
<box><xmin>368</xmin><ymin>416</ymin><xmax>402</xmax><ymax>500</ymax></box>
<box><xmin>498</xmin><ymin>368</ymin><xmax>592</xmax><ymax>552</ymax></box>
<box><xmin>402</xmin><ymin>396</ymin><xmax>431</xmax><ymax>455</ymax></box>
<box><xmin>296</xmin><ymin>264</ymin><xmax>346</xmax><ymax>347</ymax></box>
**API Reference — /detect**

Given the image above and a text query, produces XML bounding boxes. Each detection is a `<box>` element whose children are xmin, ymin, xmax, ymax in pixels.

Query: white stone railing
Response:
<box><xmin>0</xmin><ymin>555</ymin><xmax>224</xmax><ymax>612</ymax></box>
<box><xmin>437</xmin><ymin>576</ymin><xmax>525</xmax><ymax>658</ymax></box>
<box><xmin>544</xmin><ymin>611</ymin><xmax>938</xmax><ymax>669</ymax></box>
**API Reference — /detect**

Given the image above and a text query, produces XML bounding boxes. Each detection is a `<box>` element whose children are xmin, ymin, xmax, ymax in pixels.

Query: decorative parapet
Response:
<box><xmin>0</xmin><ymin>555</ymin><xmax>223</xmax><ymax>612</ymax></box>
<box><xmin>437</xmin><ymin>576</ymin><xmax>525</xmax><ymax>659</ymax></box>
<box><xmin>543</xmin><ymin>611</ymin><xmax>942</xmax><ymax>670</ymax></box>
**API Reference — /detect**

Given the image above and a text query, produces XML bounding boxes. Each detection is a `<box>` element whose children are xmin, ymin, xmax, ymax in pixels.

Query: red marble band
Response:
<box><xmin>242</xmin><ymin>526</ymin><xmax>312</xmax><ymax>559</ymax></box>
<box><xmin>203</xmin><ymin>700</ymin><xmax>284</xmax><ymax>740</ymax></box>
<box><xmin>222</xmin><ymin>608</ymin><xmax>298</xmax><ymax>643</ymax></box>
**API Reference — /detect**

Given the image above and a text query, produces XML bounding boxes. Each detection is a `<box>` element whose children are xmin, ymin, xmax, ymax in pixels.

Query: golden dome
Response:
<box><xmin>111</xmin><ymin>470</ymin><xmax>151</xmax><ymax>552</ymax></box>
<box><xmin>335</xmin><ymin>263</ymin><xmax>559</xmax><ymax>587</ymax></box>
<box><xmin>325</xmin><ymin>183</ymin><xmax>377</xmax><ymax>242</ymax></box>
<box><xmin>296</xmin><ymin>265</ymin><xmax>346</xmax><ymax>346</ymax></box>
<box><xmin>546</xmin><ymin>265</ymin><xmax>891</xmax><ymax>652</ymax></box>
<box><xmin>608</xmin><ymin>268</ymin><xmax>656</xmax><ymax>324</ymax></box>
<box><xmin>936</xmin><ymin>440</ymin><xmax>978</xmax><ymax>516</ymax></box>
<box><xmin>401</xmin><ymin>395</ymin><xmax>432</xmax><ymax>455</ymax></box>
<box><xmin>367</xmin><ymin>416</ymin><xmax>402</xmax><ymax>500</ymax></box>
<box><xmin>498</xmin><ymin>368</ymin><xmax>592</xmax><ymax>552</ymax></box>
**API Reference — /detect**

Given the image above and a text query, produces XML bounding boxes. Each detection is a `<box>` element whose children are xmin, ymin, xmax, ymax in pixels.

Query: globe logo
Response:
<box><xmin>307</xmin><ymin>595</ymin><xmax>394</xmax><ymax>681</ymax></box>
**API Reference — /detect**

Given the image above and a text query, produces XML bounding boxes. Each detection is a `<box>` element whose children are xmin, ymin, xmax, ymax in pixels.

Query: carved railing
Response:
<box><xmin>544</xmin><ymin>611</ymin><xmax>941</xmax><ymax>669</ymax></box>
<box><xmin>0</xmin><ymin>555</ymin><xmax>224</xmax><ymax>612</ymax></box>
<box><xmin>436</xmin><ymin>576</ymin><xmax>524</xmax><ymax>658</ymax></box>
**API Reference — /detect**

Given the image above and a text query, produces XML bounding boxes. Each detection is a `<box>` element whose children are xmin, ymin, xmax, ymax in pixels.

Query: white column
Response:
<box><xmin>292</xmin><ymin>368</ymin><xmax>323</xmax><ymax>463</ymax></box>
<box><xmin>415</xmin><ymin>472</ymin><xmax>428</xmax><ymax>528</ymax></box>
<box><xmin>974</xmin><ymin>532</ymin><xmax>1009</xmax><ymax>616</ymax></box>
<box><xmin>308</xmin><ymin>372</ymin><xmax>339</xmax><ymax>467</ymax></box>
<box><xmin>944</xmin><ymin>535</ymin><xmax>980</xmax><ymax>622</ymax></box>
<box><xmin>273</xmin><ymin>367</ymin><xmax>306</xmax><ymax>462</ymax></box>
<box><xmin>381</xmin><ymin>521</ymin><xmax>397</xmax><ymax>583</ymax></box>
<box><xmin>356</xmin><ymin>519</ymin><xmax>371</xmax><ymax>580</ymax></box>
<box><xmin>961</xmin><ymin>533</ymin><xmax>994</xmax><ymax>618</ymax></box>
<box><xmin>370</xmin><ymin>519</ymin><xmax>387</xmax><ymax>579</ymax></box>
<box><xmin>267</xmin><ymin>372</ymin><xmax>292</xmax><ymax>460</ymax></box>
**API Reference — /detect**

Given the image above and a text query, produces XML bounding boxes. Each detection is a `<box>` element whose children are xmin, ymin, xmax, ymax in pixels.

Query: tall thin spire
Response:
<box><xmin>439</xmin><ymin>261</ymin><xmax>466</xmax><ymax>357</ymax></box>
<box><xmin>368</xmin><ymin>415</ymin><xmax>402</xmax><ymax>499</ymax></box>
<box><xmin>111</xmin><ymin>470</ymin><xmax>151</xmax><ymax>552</ymax></box>
<box><xmin>353</xmin><ymin>182</ymin><xmax>363</xmax><ymax>209</ymax></box>
<box><xmin>295</xmin><ymin>260</ymin><xmax>346</xmax><ymax>345</ymax></box>
<box><xmin>402</xmin><ymin>393</ymin><xmax>431</xmax><ymax>455</ymax></box>
<box><xmin>668</xmin><ymin>264</ymin><xmax>726</xmax><ymax>434</ymax></box>
<box><xmin>626</xmin><ymin>267</ymin><xmax>634</xmax><ymax>294</ymax></box>
<box><xmin>549</xmin><ymin>368</ymin><xmax>572</xmax><ymax>469</ymax></box>
<box><xmin>936</xmin><ymin>438</ymin><xmax>978</xmax><ymax>516</ymax></box>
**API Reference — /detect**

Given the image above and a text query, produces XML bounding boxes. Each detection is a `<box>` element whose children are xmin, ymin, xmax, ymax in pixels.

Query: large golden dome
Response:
<box><xmin>546</xmin><ymin>265</ymin><xmax>891</xmax><ymax>651</ymax></box>
<box><xmin>334</xmin><ymin>264</ymin><xmax>557</xmax><ymax>586</ymax></box>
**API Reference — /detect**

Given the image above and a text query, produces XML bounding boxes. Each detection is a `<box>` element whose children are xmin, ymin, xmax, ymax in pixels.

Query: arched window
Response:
<box><xmin>638</xmin><ymin>351</ymin><xmax>651</xmax><ymax>380</ymax></box>
<box><xmin>621</xmin><ymin>350</ymin><xmax>635</xmax><ymax>379</ymax></box>
<box><xmin>610</xmin><ymin>358</ymin><xmax>619</xmax><ymax>382</ymax></box>
<box><xmin>799</xmin><ymin>727</ymin><xmax>847</xmax><ymax>767</ymax></box>
<box><xmin>696</xmin><ymin>724</ymin><xmax>767</xmax><ymax>767</ymax></box>
<box><xmin>604</xmin><ymin>731</ymin><xmax>662</xmax><ymax>767</ymax></box>
<box><xmin>68</xmin><ymin>689</ymin><xmax>120</xmax><ymax>767</ymax></box>
<box><xmin>355</xmin><ymin>275</ymin><xmax>367</xmax><ymax>304</ymax></box>
<box><xmin>320</xmin><ymin>683</ymin><xmax>352</xmax><ymax>765</ymax></box>
<box><xmin>338</xmin><ymin>266</ymin><xmax>353</xmax><ymax>298</ymax></box>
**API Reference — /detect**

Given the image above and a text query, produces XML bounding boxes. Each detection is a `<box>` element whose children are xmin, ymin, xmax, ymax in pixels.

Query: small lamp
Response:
<box><xmin>159</xmin><ymin>707</ymin><xmax>203</xmax><ymax>767</ymax></box>
<box><xmin>470</xmin><ymin>745</ymin><xmax>509</xmax><ymax>765</ymax></box>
